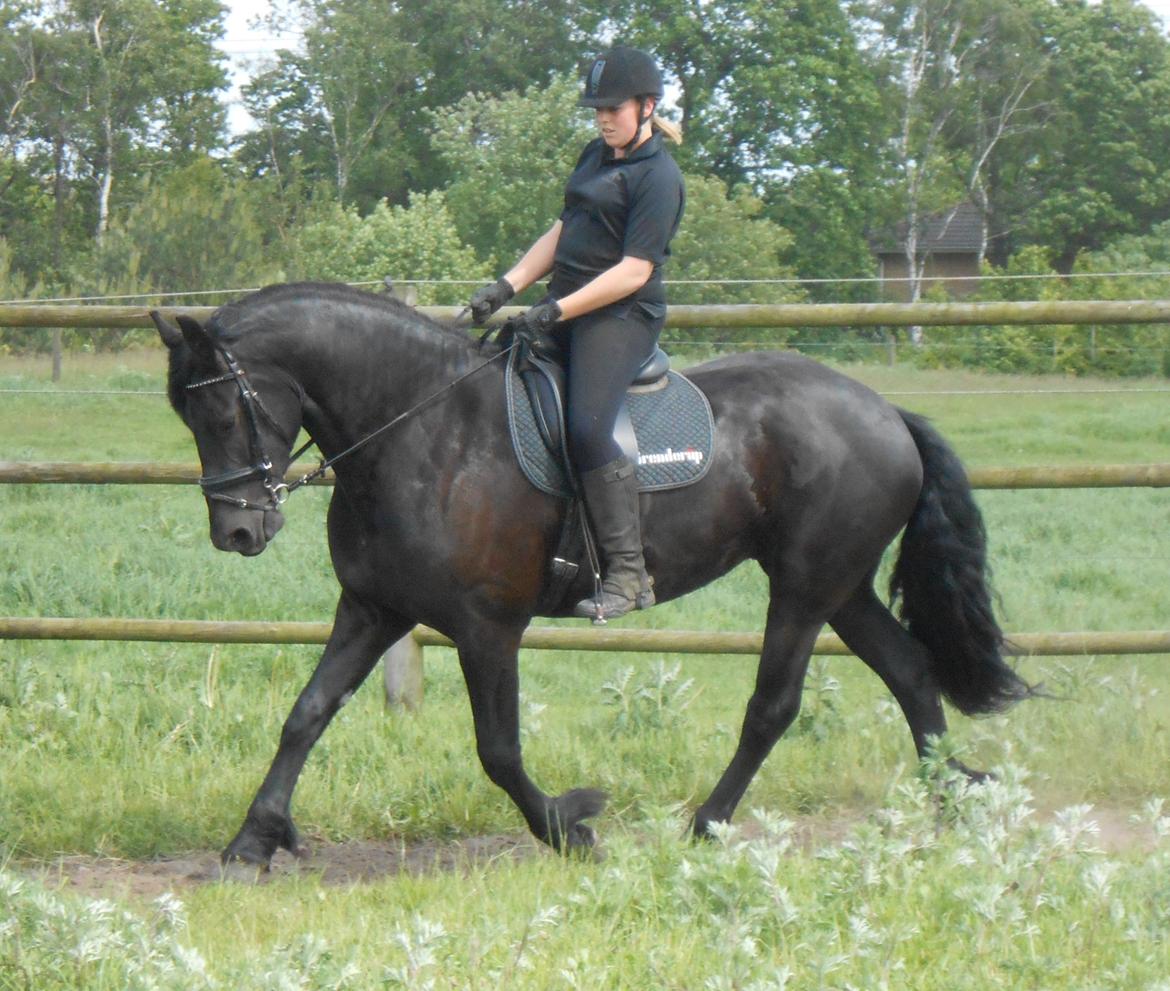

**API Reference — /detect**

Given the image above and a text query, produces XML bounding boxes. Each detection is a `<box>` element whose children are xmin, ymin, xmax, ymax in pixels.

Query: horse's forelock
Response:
<box><xmin>165</xmin><ymin>342</ymin><xmax>195</xmax><ymax>415</ymax></box>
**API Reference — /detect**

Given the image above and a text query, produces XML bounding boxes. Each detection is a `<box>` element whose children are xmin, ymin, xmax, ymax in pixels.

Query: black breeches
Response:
<box><xmin>552</xmin><ymin>309</ymin><xmax>659</xmax><ymax>472</ymax></box>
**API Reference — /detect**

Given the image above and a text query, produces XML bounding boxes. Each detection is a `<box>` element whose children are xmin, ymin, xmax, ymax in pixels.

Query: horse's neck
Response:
<box><xmin>277</xmin><ymin>308</ymin><xmax>474</xmax><ymax>452</ymax></box>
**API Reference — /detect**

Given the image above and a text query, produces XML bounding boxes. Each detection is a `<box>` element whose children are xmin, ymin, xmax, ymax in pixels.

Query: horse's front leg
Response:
<box><xmin>456</xmin><ymin>621</ymin><xmax>605</xmax><ymax>853</ymax></box>
<box><xmin>222</xmin><ymin>592</ymin><xmax>410</xmax><ymax>868</ymax></box>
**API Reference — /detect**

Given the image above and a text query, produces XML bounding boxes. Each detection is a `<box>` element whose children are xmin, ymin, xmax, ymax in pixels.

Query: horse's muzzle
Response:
<box><xmin>210</xmin><ymin>507</ymin><xmax>285</xmax><ymax>556</ymax></box>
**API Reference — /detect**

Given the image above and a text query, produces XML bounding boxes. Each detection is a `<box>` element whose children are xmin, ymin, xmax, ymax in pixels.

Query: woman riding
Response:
<box><xmin>468</xmin><ymin>46</ymin><xmax>685</xmax><ymax>621</ymax></box>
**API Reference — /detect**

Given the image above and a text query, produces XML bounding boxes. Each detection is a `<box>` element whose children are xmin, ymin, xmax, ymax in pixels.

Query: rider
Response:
<box><xmin>469</xmin><ymin>46</ymin><xmax>685</xmax><ymax>621</ymax></box>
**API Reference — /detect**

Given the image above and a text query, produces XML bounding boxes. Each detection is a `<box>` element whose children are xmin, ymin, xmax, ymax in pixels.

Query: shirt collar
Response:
<box><xmin>601</xmin><ymin>131</ymin><xmax>663</xmax><ymax>165</ymax></box>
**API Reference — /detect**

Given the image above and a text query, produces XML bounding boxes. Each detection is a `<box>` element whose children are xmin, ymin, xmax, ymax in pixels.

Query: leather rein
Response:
<box><xmin>186</xmin><ymin>340</ymin><xmax>510</xmax><ymax>512</ymax></box>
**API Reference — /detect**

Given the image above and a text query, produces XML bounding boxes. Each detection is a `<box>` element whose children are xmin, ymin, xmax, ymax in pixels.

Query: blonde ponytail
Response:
<box><xmin>651</xmin><ymin>115</ymin><xmax>682</xmax><ymax>145</ymax></box>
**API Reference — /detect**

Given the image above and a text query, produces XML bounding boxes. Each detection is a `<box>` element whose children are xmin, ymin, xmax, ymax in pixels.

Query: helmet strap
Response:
<box><xmin>623</xmin><ymin>97</ymin><xmax>653</xmax><ymax>154</ymax></box>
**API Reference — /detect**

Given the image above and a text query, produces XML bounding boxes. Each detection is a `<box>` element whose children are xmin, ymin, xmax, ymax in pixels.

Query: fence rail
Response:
<box><xmin>2</xmin><ymin>460</ymin><xmax>1169</xmax><ymax>489</ymax></box>
<box><xmin>1</xmin><ymin>299</ymin><xmax>1170</xmax><ymax>329</ymax></box>
<box><xmin>3</xmin><ymin>616</ymin><xmax>1168</xmax><ymax>659</ymax></box>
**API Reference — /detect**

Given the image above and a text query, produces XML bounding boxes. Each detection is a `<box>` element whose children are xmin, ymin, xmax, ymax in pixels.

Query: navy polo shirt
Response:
<box><xmin>550</xmin><ymin>133</ymin><xmax>685</xmax><ymax>319</ymax></box>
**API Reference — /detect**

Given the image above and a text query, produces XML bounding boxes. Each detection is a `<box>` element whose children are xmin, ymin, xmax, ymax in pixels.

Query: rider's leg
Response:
<box><xmin>562</xmin><ymin>309</ymin><xmax>658</xmax><ymax>620</ymax></box>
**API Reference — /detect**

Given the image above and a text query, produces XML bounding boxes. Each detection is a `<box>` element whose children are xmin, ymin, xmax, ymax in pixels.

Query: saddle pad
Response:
<box><xmin>505</xmin><ymin>355</ymin><xmax>715</xmax><ymax>498</ymax></box>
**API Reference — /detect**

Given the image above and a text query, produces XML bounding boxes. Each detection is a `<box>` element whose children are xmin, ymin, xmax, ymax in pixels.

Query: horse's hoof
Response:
<box><xmin>563</xmin><ymin>823</ymin><xmax>606</xmax><ymax>862</ymax></box>
<box><xmin>218</xmin><ymin>855</ymin><xmax>269</xmax><ymax>884</ymax></box>
<box><xmin>948</xmin><ymin>759</ymin><xmax>995</xmax><ymax>784</ymax></box>
<box><xmin>690</xmin><ymin>809</ymin><xmax>723</xmax><ymax>842</ymax></box>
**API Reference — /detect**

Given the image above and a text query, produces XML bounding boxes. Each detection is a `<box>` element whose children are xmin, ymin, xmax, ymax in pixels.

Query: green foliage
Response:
<box><xmin>613</xmin><ymin>0</ymin><xmax>887</xmax><ymax>297</ymax></box>
<box><xmin>236</xmin><ymin>0</ymin><xmax>603</xmax><ymax>211</ymax></box>
<box><xmin>600</xmin><ymin>661</ymin><xmax>697</xmax><ymax>735</ymax></box>
<box><xmin>86</xmin><ymin>159</ymin><xmax>285</xmax><ymax>297</ymax></box>
<box><xmin>1018</xmin><ymin>0</ymin><xmax>1170</xmax><ymax>269</ymax></box>
<box><xmin>666</xmin><ymin>174</ymin><xmax>801</xmax><ymax>349</ymax></box>
<box><xmin>909</xmin><ymin>239</ymin><xmax>1170</xmax><ymax>377</ymax></box>
<box><xmin>286</xmin><ymin>191</ymin><xmax>491</xmax><ymax>304</ymax></box>
<box><xmin>427</xmin><ymin>75</ymin><xmax>593</xmax><ymax>277</ymax></box>
<box><xmin>669</xmin><ymin>176</ymin><xmax>798</xmax><ymax>306</ymax></box>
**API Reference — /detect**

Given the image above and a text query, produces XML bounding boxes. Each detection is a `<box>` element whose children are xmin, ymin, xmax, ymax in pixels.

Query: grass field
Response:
<box><xmin>2</xmin><ymin>347</ymin><xmax>1170</xmax><ymax>988</ymax></box>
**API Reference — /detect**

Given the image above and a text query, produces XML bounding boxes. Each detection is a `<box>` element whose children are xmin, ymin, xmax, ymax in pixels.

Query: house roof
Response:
<box><xmin>874</xmin><ymin>202</ymin><xmax>984</xmax><ymax>255</ymax></box>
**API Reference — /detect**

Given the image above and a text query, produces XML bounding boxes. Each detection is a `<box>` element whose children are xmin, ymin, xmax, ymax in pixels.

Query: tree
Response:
<box><xmin>237</xmin><ymin>0</ymin><xmax>605</xmax><ymax>212</ymax></box>
<box><xmin>605</xmin><ymin>1</ymin><xmax>887</xmax><ymax>293</ymax></box>
<box><xmin>427</xmin><ymin>75</ymin><xmax>594</xmax><ymax>274</ymax></box>
<box><xmin>667</xmin><ymin>172</ymin><xmax>799</xmax><ymax>315</ymax></box>
<box><xmin>46</xmin><ymin>0</ymin><xmax>229</xmax><ymax>240</ymax></box>
<box><xmin>1016</xmin><ymin>0</ymin><xmax>1170</xmax><ymax>270</ymax></box>
<box><xmin>0</xmin><ymin>0</ymin><xmax>229</xmax><ymax>291</ymax></box>
<box><xmin>85</xmin><ymin>158</ymin><xmax>285</xmax><ymax>301</ymax></box>
<box><xmin>861</xmin><ymin>0</ymin><xmax>1049</xmax><ymax>315</ymax></box>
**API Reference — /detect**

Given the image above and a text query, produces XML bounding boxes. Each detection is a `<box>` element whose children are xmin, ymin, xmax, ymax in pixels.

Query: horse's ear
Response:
<box><xmin>149</xmin><ymin>310</ymin><xmax>183</xmax><ymax>350</ymax></box>
<box><xmin>174</xmin><ymin>313</ymin><xmax>218</xmax><ymax>366</ymax></box>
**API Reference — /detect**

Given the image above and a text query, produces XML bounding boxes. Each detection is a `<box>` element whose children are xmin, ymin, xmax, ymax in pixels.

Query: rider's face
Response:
<box><xmin>594</xmin><ymin>97</ymin><xmax>653</xmax><ymax>157</ymax></box>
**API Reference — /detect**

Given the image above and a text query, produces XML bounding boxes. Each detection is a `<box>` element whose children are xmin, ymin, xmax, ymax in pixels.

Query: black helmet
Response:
<box><xmin>579</xmin><ymin>47</ymin><xmax>664</xmax><ymax>107</ymax></box>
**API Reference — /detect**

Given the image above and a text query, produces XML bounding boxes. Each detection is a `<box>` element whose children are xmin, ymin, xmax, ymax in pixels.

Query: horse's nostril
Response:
<box><xmin>229</xmin><ymin>527</ymin><xmax>255</xmax><ymax>550</ymax></box>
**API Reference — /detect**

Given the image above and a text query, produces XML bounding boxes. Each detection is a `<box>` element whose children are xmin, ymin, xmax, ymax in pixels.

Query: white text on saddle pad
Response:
<box><xmin>638</xmin><ymin>447</ymin><xmax>705</xmax><ymax>466</ymax></box>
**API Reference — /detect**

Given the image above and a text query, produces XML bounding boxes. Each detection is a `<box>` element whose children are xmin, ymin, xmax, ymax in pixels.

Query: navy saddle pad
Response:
<box><xmin>505</xmin><ymin>344</ymin><xmax>715</xmax><ymax>498</ymax></box>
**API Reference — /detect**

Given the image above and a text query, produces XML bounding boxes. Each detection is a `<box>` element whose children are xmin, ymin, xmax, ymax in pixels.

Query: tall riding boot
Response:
<box><xmin>573</xmin><ymin>457</ymin><xmax>655</xmax><ymax>621</ymax></box>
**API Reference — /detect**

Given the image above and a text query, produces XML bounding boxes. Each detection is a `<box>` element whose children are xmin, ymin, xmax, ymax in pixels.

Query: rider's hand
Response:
<box><xmin>508</xmin><ymin>299</ymin><xmax>563</xmax><ymax>341</ymax></box>
<box><xmin>468</xmin><ymin>277</ymin><xmax>515</xmax><ymax>325</ymax></box>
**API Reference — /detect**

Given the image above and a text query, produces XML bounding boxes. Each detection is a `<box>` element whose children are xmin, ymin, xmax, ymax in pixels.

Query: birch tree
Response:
<box><xmin>864</xmin><ymin>0</ymin><xmax>1048</xmax><ymax>318</ymax></box>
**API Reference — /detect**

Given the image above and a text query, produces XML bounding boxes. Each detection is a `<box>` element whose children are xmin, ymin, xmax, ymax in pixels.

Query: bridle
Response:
<box><xmin>185</xmin><ymin>345</ymin><xmax>301</xmax><ymax>513</ymax></box>
<box><xmin>185</xmin><ymin>338</ymin><xmax>511</xmax><ymax>513</ymax></box>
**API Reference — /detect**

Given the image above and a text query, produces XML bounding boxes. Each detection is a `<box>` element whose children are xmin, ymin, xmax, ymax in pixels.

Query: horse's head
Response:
<box><xmin>152</xmin><ymin>310</ymin><xmax>302</xmax><ymax>556</ymax></box>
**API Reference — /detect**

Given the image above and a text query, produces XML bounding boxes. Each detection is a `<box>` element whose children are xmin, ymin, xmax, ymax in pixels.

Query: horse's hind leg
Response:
<box><xmin>456</xmin><ymin>620</ymin><xmax>605</xmax><ymax>853</ymax></box>
<box><xmin>829</xmin><ymin>584</ymin><xmax>988</xmax><ymax>779</ymax></box>
<box><xmin>692</xmin><ymin>594</ymin><xmax>823</xmax><ymax>838</ymax></box>
<box><xmin>222</xmin><ymin>591</ymin><xmax>411</xmax><ymax>868</ymax></box>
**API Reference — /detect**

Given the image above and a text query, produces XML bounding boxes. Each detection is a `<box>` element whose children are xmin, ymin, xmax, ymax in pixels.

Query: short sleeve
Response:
<box><xmin>622</xmin><ymin>162</ymin><xmax>685</xmax><ymax>264</ymax></box>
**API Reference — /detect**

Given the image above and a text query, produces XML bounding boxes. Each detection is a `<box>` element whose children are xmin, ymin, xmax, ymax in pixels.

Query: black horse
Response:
<box><xmin>153</xmin><ymin>282</ymin><xmax>1030</xmax><ymax>866</ymax></box>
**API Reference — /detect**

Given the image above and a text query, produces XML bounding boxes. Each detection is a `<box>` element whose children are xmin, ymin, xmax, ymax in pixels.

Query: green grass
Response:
<box><xmin>2</xmin><ymin>349</ymin><xmax>1170</xmax><ymax>988</ymax></box>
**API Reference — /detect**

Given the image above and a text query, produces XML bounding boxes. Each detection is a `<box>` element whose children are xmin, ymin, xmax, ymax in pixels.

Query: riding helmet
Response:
<box><xmin>579</xmin><ymin>46</ymin><xmax>664</xmax><ymax>107</ymax></box>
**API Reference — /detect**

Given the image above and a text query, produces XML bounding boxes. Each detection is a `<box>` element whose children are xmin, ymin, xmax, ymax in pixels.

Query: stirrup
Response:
<box><xmin>573</xmin><ymin>580</ymin><xmax>655</xmax><ymax>625</ymax></box>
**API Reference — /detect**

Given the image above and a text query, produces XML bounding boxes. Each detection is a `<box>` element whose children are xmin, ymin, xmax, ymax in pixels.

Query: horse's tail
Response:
<box><xmin>889</xmin><ymin>409</ymin><xmax>1033</xmax><ymax>716</ymax></box>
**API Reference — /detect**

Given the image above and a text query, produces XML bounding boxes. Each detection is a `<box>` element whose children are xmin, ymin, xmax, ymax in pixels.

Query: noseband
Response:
<box><xmin>185</xmin><ymin>346</ymin><xmax>296</xmax><ymax>513</ymax></box>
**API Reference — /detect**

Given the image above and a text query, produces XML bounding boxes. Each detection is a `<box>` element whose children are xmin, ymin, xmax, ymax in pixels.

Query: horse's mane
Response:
<box><xmin>205</xmin><ymin>281</ymin><xmax>475</xmax><ymax>349</ymax></box>
<box><xmin>165</xmin><ymin>282</ymin><xmax>484</xmax><ymax>413</ymax></box>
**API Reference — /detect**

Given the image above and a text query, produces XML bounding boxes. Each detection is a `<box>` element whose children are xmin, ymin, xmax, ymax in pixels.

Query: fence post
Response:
<box><xmin>383</xmin><ymin>630</ymin><xmax>424</xmax><ymax>710</ymax></box>
<box><xmin>52</xmin><ymin>328</ymin><xmax>63</xmax><ymax>381</ymax></box>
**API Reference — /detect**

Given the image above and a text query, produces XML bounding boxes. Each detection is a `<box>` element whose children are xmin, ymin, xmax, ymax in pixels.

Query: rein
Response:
<box><xmin>284</xmin><ymin>346</ymin><xmax>510</xmax><ymax>495</ymax></box>
<box><xmin>187</xmin><ymin>340</ymin><xmax>511</xmax><ymax>510</ymax></box>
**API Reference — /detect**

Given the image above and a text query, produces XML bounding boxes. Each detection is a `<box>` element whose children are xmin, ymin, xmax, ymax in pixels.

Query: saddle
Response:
<box><xmin>504</xmin><ymin>341</ymin><xmax>716</xmax><ymax>615</ymax></box>
<box><xmin>505</xmin><ymin>343</ymin><xmax>714</xmax><ymax>499</ymax></box>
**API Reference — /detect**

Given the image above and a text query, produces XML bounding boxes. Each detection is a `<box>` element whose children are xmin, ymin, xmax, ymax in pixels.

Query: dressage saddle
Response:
<box><xmin>519</xmin><ymin>342</ymin><xmax>671</xmax><ymax>465</ymax></box>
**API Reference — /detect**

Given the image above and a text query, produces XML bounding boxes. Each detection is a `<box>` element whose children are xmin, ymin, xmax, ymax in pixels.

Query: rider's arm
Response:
<box><xmin>503</xmin><ymin>221</ymin><xmax>563</xmax><ymax>295</ymax></box>
<box><xmin>555</xmin><ymin>256</ymin><xmax>654</xmax><ymax>321</ymax></box>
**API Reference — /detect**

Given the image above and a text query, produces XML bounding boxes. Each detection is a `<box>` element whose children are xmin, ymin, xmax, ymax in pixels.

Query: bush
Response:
<box><xmin>909</xmin><ymin>242</ymin><xmax>1170</xmax><ymax>377</ymax></box>
<box><xmin>286</xmin><ymin>191</ymin><xmax>491</xmax><ymax>305</ymax></box>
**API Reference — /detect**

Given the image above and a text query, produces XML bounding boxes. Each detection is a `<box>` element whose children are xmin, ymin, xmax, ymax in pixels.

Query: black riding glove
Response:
<box><xmin>507</xmin><ymin>300</ymin><xmax>563</xmax><ymax>342</ymax></box>
<box><xmin>468</xmin><ymin>277</ymin><xmax>515</xmax><ymax>325</ymax></box>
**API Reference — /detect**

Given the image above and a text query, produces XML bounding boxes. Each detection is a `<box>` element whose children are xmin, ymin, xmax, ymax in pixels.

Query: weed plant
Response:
<box><xmin>3</xmin><ymin>767</ymin><xmax>1168</xmax><ymax>989</ymax></box>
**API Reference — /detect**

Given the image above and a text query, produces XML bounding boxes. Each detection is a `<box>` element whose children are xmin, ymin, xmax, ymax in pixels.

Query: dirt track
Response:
<box><xmin>27</xmin><ymin>833</ymin><xmax>539</xmax><ymax>901</ymax></box>
<box><xmin>20</xmin><ymin>806</ymin><xmax>1154</xmax><ymax>903</ymax></box>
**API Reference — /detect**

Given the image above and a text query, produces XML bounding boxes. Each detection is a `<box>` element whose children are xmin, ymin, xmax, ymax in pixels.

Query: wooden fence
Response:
<box><xmin>1</xmin><ymin>298</ymin><xmax>1170</xmax><ymax>329</ymax></box>
<box><xmin>3</xmin><ymin>300</ymin><xmax>1169</xmax><ymax>708</ymax></box>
